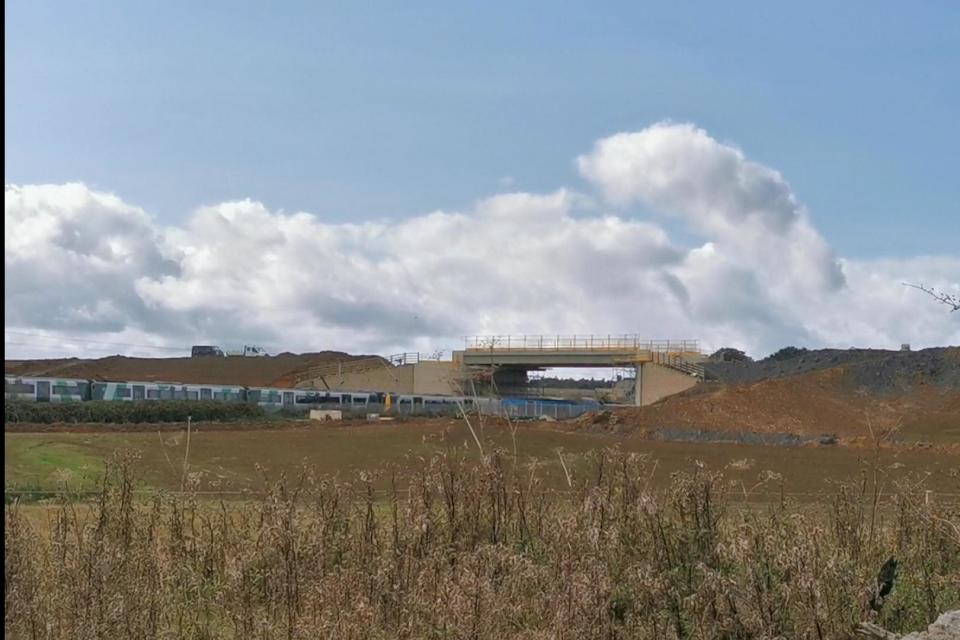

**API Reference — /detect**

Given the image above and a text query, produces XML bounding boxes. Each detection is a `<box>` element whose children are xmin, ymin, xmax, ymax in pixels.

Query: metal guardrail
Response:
<box><xmin>463</xmin><ymin>335</ymin><xmax>700</xmax><ymax>353</ymax></box>
<box><xmin>652</xmin><ymin>351</ymin><xmax>706</xmax><ymax>379</ymax></box>
<box><xmin>486</xmin><ymin>400</ymin><xmax>596</xmax><ymax>420</ymax></box>
<box><xmin>387</xmin><ymin>352</ymin><xmax>446</xmax><ymax>366</ymax></box>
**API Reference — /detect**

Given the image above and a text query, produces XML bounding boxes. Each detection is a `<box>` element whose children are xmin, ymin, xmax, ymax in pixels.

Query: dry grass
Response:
<box><xmin>7</xmin><ymin>419</ymin><xmax>959</xmax><ymax>497</ymax></box>
<box><xmin>5</xmin><ymin>447</ymin><xmax>960</xmax><ymax>639</ymax></box>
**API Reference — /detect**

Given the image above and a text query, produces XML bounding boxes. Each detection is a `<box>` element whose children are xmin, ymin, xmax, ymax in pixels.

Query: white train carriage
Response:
<box><xmin>294</xmin><ymin>390</ymin><xmax>348</xmax><ymax>407</ymax></box>
<box><xmin>90</xmin><ymin>380</ymin><xmax>245</xmax><ymax>402</ymax></box>
<box><xmin>4</xmin><ymin>376</ymin><xmax>89</xmax><ymax>402</ymax></box>
<box><xmin>247</xmin><ymin>388</ymin><xmax>382</xmax><ymax>409</ymax></box>
<box><xmin>341</xmin><ymin>391</ymin><xmax>380</xmax><ymax>408</ymax></box>
<box><xmin>392</xmin><ymin>393</ymin><xmax>471</xmax><ymax>413</ymax></box>
<box><xmin>245</xmin><ymin>386</ymin><xmax>299</xmax><ymax>408</ymax></box>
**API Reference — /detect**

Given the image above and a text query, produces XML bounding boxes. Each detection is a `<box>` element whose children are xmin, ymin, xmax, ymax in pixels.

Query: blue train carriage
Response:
<box><xmin>90</xmin><ymin>380</ymin><xmax>245</xmax><ymax>402</ymax></box>
<box><xmin>4</xmin><ymin>376</ymin><xmax>90</xmax><ymax>402</ymax></box>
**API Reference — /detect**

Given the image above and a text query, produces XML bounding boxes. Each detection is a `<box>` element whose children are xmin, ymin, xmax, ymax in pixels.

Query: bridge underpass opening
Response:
<box><xmin>527</xmin><ymin>366</ymin><xmax>634</xmax><ymax>404</ymax></box>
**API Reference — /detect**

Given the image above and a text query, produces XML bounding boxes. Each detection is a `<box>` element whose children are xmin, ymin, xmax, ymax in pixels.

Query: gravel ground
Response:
<box><xmin>705</xmin><ymin>347</ymin><xmax>960</xmax><ymax>392</ymax></box>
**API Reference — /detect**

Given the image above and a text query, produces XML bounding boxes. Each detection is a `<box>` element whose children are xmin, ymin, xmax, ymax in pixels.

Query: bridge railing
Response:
<box><xmin>463</xmin><ymin>335</ymin><xmax>700</xmax><ymax>353</ymax></box>
<box><xmin>387</xmin><ymin>351</ymin><xmax>447</xmax><ymax>366</ymax></box>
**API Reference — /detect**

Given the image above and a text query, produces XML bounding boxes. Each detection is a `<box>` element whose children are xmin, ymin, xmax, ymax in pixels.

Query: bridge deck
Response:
<box><xmin>460</xmin><ymin>335</ymin><xmax>701</xmax><ymax>368</ymax></box>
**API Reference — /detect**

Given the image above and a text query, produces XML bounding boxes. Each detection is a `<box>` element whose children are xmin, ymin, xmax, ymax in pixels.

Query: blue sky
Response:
<box><xmin>5</xmin><ymin>2</ymin><xmax>959</xmax><ymax>360</ymax></box>
<box><xmin>6</xmin><ymin>1</ymin><xmax>959</xmax><ymax>259</ymax></box>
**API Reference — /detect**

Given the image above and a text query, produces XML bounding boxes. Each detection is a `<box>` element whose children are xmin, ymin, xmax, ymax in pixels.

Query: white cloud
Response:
<box><xmin>5</xmin><ymin>124</ymin><xmax>958</xmax><ymax>361</ymax></box>
<box><xmin>4</xmin><ymin>183</ymin><xmax>181</xmax><ymax>336</ymax></box>
<box><xmin>577</xmin><ymin>121</ymin><xmax>846</xmax><ymax>298</ymax></box>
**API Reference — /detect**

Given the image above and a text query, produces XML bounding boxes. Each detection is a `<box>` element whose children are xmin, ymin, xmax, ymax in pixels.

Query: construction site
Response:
<box><xmin>6</xmin><ymin>336</ymin><xmax>959</xmax><ymax>437</ymax></box>
<box><xmin>5</xmin><ymin>335</ymin><xmax>706</xmax><ymax>405</ymax></box>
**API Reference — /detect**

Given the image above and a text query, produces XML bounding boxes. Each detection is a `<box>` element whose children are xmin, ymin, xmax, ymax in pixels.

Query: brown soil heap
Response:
<box><xmin>4</xmin><ymin>351</ymin><xmax>383</xmax><ymax>387</ymax></box>
<box><xmin>585</xmin><ymin>366</ymin><xmax>960</xmax><ymax>441</ymax></box>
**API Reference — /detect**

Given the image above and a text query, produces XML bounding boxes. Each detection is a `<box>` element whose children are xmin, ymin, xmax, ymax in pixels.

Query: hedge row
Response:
<box><xmin>4</xmin><ymin>400</ymin><xmax>267</xmax><ymax>424</ymax></box>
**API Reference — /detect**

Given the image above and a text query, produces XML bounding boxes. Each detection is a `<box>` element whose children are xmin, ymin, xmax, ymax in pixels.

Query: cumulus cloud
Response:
<box><xmin>5</xmin><ymin>124</ymin><xmax>958</xmax><ymax>360</ymax></box>
<box><xmin>4</xmin><ymin>183</ymin><xmax>181</xmax><ymax>334</ymax></box>
<box><xmin>577</xmin><ymin>122</ymin><xmax>846</xmax><ymax>296</ymax></box>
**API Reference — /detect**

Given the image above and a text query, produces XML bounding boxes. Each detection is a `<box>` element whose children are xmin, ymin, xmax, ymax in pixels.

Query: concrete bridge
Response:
<box><xmin>455</xmin><ymin>335</ymin><xmax>705</xmax><ymax>405</ymax></box>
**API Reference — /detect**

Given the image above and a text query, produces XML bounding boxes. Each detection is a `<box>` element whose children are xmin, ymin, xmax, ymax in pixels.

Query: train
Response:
<box><xmin>2</xmin><ymin>375</ymin><xmax>472</xmax><ymax>411</ymax></box>
<box><xmin>4</xmin><ymin>375</ymin><xmax>603</xmax><ymax>421</ymax></box>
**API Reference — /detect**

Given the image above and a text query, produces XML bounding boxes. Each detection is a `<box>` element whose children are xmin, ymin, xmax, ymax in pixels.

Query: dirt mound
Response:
<box><xmin>4</xmin><ymin>358</ymin><xmax>87</xmax><ymax>377</ymax></box>
<box><xmin>4</xmin><ymin>351</ymin><xmax>385</xmax><ymax>387</ymax></box>
<box><xmin>583</xmin><ymin>366</ymin><xmax>960</xmax><ymax>442</ymax></box>
<box><xmin>705</xmin><ymin>346</ymin><xmax>960</xmax><ymax>391</ymax></box>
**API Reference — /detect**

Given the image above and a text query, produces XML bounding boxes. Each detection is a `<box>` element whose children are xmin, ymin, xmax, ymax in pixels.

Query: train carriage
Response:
<box><xmin>392</xmin><ymin>393</ymin><xmax>470</xmax><ymax>415</ymax></box>
<box><xmin>90</xmin><ymin>380</ymin><xmax>245</xmax><ymax>402</ymax></box>
<box><xmin>4</xmin><ymin>376</ymin><xmax>89</xmax><ymax>402</ymax></box>
<box><xmin>245</xmin><ymin>389</ymin><xmax>383</xmax><ymax>410</ymax></box>
<box><xmin>5</xmin><ymin>373</ymin><xmax>498</xmax><ymax>417</ymax></box>
<box><xmin>245</xmin><ymin>387</ymin><xmax>296</xmax><ymax>408</ymax></box>
<box><xmin>293</xmin><ymin>390</ymin><xmax>349</xmax><ymax>407</ymax></box>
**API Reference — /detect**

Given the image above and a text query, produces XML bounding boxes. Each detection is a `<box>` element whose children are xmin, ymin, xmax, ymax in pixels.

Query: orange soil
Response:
<box><xmin>598</xmin><ymin>367</ymin><xmax>960</xmax><ymax>439</ymax></box>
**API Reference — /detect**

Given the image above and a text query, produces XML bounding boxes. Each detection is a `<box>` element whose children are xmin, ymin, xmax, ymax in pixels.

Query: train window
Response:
<box><xmin>147</xmin><ymin>389</ymin><xmax>161</xmax><ymax>399</ymax></box>
<box><xmin>187</xmin><ymin>391</ymin><xmax>198</xmax><ymax>400</ymax></box>
<box><xmin>297</xmin><ymin>393</ymin><xmax>323</xmax><ymax>404</ymax></box>
<box><xmin>247</xmin><ymin>390</ymin><xmax>261</xmax><ymax>403</ymax></box>
<box><xmin>200</xmin><ymin>388</ymin><xmax>212</xmax><ymax>400</ymax></box>
<box><xmin>52</xmin><ymin>384</ymin><xmax>70</xmax><ymax>394</ymax></box>
<box><xmin>6</xmin><ymin>382</ymin><xmax>35</xmax><ymax>393</ymax></box>
<box><xmin>117</xmin><ymin>387</ymin><xmax>132</xmax><ymax>398</ymax></box>
<box><xmin>413</xmin><ymin>397</ymin><xmax>423</xmax><ymax>405</ymax></box>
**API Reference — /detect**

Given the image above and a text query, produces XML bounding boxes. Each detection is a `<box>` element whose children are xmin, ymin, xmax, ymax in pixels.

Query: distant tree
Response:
<box><xmin>765</xmin><ymin>346</ymin><xmax>809</xmax><ymax>362</ymax></box>
<box><xmin>903</xmin><ymin>282</ymin><xmax>959</xmax><ymax>312</ymax></box>
<box><xmin>709</xmin><ymin>347</ymin><xmax>753</xmax><ymax>363</ymax></box>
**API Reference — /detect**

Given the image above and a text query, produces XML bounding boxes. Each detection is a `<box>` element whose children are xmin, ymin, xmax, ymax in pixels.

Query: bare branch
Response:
<box><xmin>902</xmin><ymin>282</ymin><xmax>960</xmax><ymax>312</ymax></box>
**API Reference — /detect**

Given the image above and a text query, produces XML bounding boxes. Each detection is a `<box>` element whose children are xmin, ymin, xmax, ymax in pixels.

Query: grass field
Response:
<box><xmin>6</xmin><ymin>444</ymin><xmax>959</xmax><ymax>639</ymax></box>
<box><xmin>6</xmin><ymin>418</ymin><xmax>960</xmax><ymax>499</ymax></box>
<box><xmin>6</xmin><ymin>417</ymin><xmax>960</xmax><ymax>638</ymax></box>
